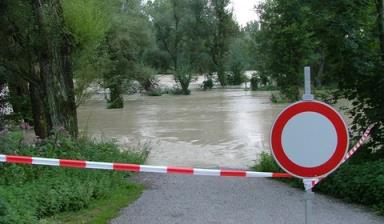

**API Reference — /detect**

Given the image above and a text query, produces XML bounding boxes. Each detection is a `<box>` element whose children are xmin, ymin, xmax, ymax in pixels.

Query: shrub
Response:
<box><xmin>0</xmin><ymin>132</ymin><xmax>148</xmax><ymax>223</ymax></box>
<box><xmin>250</xmin><ymin>76</ymin><xmax>259</xmax><ymax>91</ymax></box>
<box><xmin>316</xmin><ymin>160</ymin><xmax>384</xmax><ymax>215</ymax></box>
<box><xmin>252</xmin><ymin>151</ymin><xmax>384</xmax><ymax>214</ymax></box>
<box><xmin>202</xmin><ymin>79</ymin><xmax>213</xmax><ymax>90</ymax></box>
<box><xmin>147</xmin><ymin>88</ymin><xmax>162</xmax><ymax>96</ymax></box>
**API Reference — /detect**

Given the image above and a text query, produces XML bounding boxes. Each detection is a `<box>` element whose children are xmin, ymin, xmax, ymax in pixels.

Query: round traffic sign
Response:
<box><xmin>270</xmin><ymin>101</ymin><xmax>349</xmax><ymax>178</ymax></box>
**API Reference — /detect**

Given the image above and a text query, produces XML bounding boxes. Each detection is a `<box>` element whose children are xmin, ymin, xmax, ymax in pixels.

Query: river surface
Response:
<box><xmin>78</xmin><ymin>90</ymin><xmax>285</xmax><ymax>169</ymax></box>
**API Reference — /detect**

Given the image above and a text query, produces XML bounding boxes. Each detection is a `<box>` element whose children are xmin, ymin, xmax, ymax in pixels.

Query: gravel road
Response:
<box><xmin>111</xmin><ymin>174</ymin><xmax>384</xmax><ymax>224</ymax></box>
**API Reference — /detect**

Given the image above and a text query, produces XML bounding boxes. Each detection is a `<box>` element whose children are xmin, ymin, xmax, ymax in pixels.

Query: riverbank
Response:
<box><xmin>0</xmin><ymin>131</ymin><xmax>148</xmax><ymax>223</ymax></box>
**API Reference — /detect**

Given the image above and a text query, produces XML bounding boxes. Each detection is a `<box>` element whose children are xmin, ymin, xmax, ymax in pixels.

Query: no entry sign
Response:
<box><xmin>270</xmin><ymin>100</ymin><xmax>349</xmax><ymax>179</ymax></box>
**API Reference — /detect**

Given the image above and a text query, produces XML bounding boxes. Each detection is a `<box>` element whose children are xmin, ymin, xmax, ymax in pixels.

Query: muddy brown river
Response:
<box><xmin>78</xmin><ymin>90</ymin><xmax>285</xmax><ymax>169</ymax></box>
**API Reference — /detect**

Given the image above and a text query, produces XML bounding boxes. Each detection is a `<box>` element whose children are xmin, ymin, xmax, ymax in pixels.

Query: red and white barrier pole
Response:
<box><xmin>0</xmin><ymin>154</ymin><xmax>291</xmax><ymax>178</ymax></box>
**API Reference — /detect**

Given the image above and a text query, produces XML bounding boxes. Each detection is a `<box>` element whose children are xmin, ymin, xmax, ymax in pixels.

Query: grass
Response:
<box><xmin>0</xmin><ymin>131</ymin><xmax>149</xmax><ymax>223</ymax></box>
<box><xmin>40</xmin><ymin>183</ymin><xmax>144</xmax><ymax>224</ymax></box>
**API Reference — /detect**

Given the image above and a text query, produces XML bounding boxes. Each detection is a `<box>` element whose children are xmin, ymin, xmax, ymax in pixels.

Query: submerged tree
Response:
<box><xmin>103</xmin><ymin>0</ymin><xmax>156</xmax><ymax>108</ymax></box>
<box><xmin>209</xmin><ymin>0</ymin><xmax>237</xmax><ymax>87</ymax></box>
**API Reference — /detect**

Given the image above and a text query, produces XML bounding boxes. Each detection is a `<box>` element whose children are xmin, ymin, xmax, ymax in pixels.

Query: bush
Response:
<box><xmin>317</xmin><ymin>160</ymin><xmax>384</xmax><ymax>215</ymax></box>
<box><xmin>252</xmin><ymin>151</ymin><xmax>384</xmax><ymax>214</ymax></box>
<box><xmin>0</xmin><ymin>132</ymin><xmax>148</xmax><ymax>223</ymax></box>
<box><xmin>250</xmin><ymin>76</ymin><xmax>259</xmax><ymax>91</ymax></box>
<box><xmin>147</xmin><ymin>88</ymin><xmax>162</xmax><ymax>96</ymax></box>
<box><xmin>202</xmin><ymin>79</ymin><xmax>213</xmax><ymax>90</ymax></box>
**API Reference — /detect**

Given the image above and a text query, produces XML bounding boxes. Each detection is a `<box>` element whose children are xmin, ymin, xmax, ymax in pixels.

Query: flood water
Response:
<box><xmin>78</xmin><ymin>90</ymin><xmax>285</xmax><ymax>169</ymax></box>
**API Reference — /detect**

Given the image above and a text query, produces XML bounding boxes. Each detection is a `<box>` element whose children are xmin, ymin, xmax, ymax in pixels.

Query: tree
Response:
<box><xmin>0</xmin><ymin>0</ymin><xmax>78</xmax><ymax>138</ymax></box>
<box><xmin>62</xmin><ymin>0</ymin><xmax>111</xmax><ymax>106</ymax></box>
<box><xmin>209</xmin><ymin>0</ymin><xmax>237</xmax><ymax>87</ymax></box>
<box><xmin>147</xmin><ymin>0</ymin><xmax>212</xmax><ymax>94</ymax></box>
<box><xmin>253</xmin><ymin>0</ymin><xmax>384</xmax><ymax>155</ymax></box>
<box><xmin>254</xmin><ymin>0</ymin><xmax>315</xmax><ymax>101</ymax></box>
<box><xmin>103</xmin><ymin>0</ymin><xmax>156</xmax><ymax>108</ymax></box>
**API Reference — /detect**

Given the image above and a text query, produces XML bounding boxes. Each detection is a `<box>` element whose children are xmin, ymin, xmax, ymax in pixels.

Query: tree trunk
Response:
<box><xmin>33</xmin><ymin>0</ymin><xmax>78</xmax><ymax>138</ymax></box>
<box><xmin>29</xmin><ymin>83</ymin><xmax>50</xmax><ymax>138</ymax></box>
<box><xmin>107</xmin><ymin>82</ymin><xmax>124</xmax><ymax>109</ymax></box>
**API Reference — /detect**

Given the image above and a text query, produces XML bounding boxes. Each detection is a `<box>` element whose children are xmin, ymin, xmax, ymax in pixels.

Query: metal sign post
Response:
<box><xmin>303</xmin><ymin>66</ymin><xmax>313</xmax><ymax>224</ymax></box>
<box><xmin>271</xmin><ymin>66</ymin><xmax>349</xmax><ymax>224</ymax></box>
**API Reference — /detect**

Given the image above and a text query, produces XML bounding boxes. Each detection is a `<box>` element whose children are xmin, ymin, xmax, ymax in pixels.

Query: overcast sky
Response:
<box><xmin>231</xmin><ymin>0</ymin><xmax>262</xmax><ymax>26</ymax></box>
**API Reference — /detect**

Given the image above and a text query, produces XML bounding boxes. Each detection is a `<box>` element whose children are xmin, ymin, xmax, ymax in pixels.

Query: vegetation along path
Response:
<box><xmin>111</xmin><ymin>174</ymin><xmax>384</xmax><ymax>224</ymax></box>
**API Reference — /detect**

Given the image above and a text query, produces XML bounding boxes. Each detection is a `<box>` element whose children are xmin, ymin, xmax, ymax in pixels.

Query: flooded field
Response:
<box><xmin>78</xmin><ymin>90</ymin><xmax>285</xmax><ymax>169</ymax></box>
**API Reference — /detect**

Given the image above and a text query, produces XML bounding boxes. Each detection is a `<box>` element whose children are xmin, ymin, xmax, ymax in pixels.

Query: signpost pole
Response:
<box><xmin>303</xmin><ymin>66</ymin><xmax>313</xmax><ymax>224</ymax></box>
<box><xmin>304</xmin><ymin>181</ymin><xmax>315</xmax><ymax>224</ymax></box>
<box><xmin>303</xmin><ymin>67</ymin><xmax>314</xmax><ymax>101</ymax></box>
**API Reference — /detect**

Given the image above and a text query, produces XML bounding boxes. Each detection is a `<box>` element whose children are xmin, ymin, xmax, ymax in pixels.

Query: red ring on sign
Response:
<box><xmin>271</xmin><ymin>101</ymin><xmax>348</xmax><ymax>178</ymax></box>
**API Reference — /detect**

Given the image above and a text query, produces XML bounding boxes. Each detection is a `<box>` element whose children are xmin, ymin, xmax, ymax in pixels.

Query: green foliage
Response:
<box><xmin>102</xmin><ymin>0</ymin><xmax>156</xmax><ymax>108</ymax></box>
<box><xmin>0</xmin><ymin>132</ymin><xmax>148</xmax><ymax>223</ymax></box>
<box><xmin>253</xmin><ymin>0</ymin><xmax>315</xmax><ymax>101</ymax></box>
<box><xmin>317</xmin><ymin>160</ymin><xmax>384</xmax><ymax>215</ymax></box>
<box><xmin>250</xmin><ymin>76</ymin><xmax>259</xmax><ymax>91</ymax></box>
<box><xmin>147</xmin><ymin>0</ymin><xmax>212</xmax><ymax>93</ymax></box>
<box><xmin>226</xmin><ymin>36</ymin><xmax>249</xmax><ymax>85</ymax></box>
<box><xmin>41</xmin><ymin>184</ymin><xmax>143</xmax><ymax>224</ymax></box>
<box><xmin>62</xmin><ymin>0</ymin><xmax>112</xmax><ymax>106</ymax></box>
<box><xmin>253</xmin><ymin>151</ymin><xmax>384</xmax><ymax>214</ymax></box>
<box><xmin>252</xmin><ymin>152</ymin><xmax>281</xmax><ymax>172</ymax></box>
<box><xmin>147</xmin><ymin>88</ymin><xmax>163</xmax><ymax>96</ymax></box>
<box><xmin>252</xmin><ymin>152</ymin><xmax>302</xmax><ymax>188</ymax></box>
<box><xmin>202</xmin><ymin>79</ymin><xmax>214</xmax><ymax>90</ymax></box>
<box><xmin>209</xmin><ymin>0</ymin><xmax>238</xmax><ymax>87</ymax></box>
<box><xmin>253</xmin><ymin>0</ymin><xmax>384</xmax><ymax>152</ymax></box>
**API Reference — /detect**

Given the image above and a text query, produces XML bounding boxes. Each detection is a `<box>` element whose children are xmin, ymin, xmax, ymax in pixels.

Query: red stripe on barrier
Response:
<box><xmin>272</xmin><ymin>173</ymin><xmax>292</xmax><ymax>178</ymax></box>
<box><xmin>113</xmin><ymin>163</ymin><xmax>140</xmax><ymax>172</ymax></box>
<box><xmin>220</xmin><ymin>170</ymin><xmax>246</xmax><ymax>177</ymax></box>
<box><xmin>6</xmin><ymin>155</ymin><xmax>32</xmax><ymax>164</ymax></box>
<box><xmin>60</xmin><ymin>159</ymin><xmax>86</xmax><ymax>168</ymax></box>
<box><xmin>167</xmin><ymin>167</ymin><xmax>194</xmax><ymax>175</ymax></box>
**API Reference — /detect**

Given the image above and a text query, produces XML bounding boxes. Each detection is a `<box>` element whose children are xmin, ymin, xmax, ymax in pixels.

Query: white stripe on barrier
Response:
<box><xmin>0</xmin><ymin>154</ymin><xmax>5</xmax><ymax>162</ymax></box>
<box><xmin>33</xmin><ymin>157</ymin><xmax>60</xmax><ymax>166</ymax></box>
<box><xmin>141</xmin><ymin>165</ymin><xmax>167</xmax><ymax>173</ymax></box>
<box><xmin>194</xmin><ymin>168</ymin><xmax>220</xmax><ymax>176</ymax></box>
<box><xmin>246</xmin><ymin>171</ymin><xmax>272</xmax><ymax>178</ymax></box>
<box><xmin>86</xmin><ymin>161</ymin><xmax>114</xmax><ymax>170</ymax></box>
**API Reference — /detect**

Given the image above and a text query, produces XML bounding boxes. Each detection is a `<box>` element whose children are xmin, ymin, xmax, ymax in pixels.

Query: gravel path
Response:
<box><xmin>111</xmin><ymin>174</ymin><xmax>384</xmax><ymax>224</ymax></box>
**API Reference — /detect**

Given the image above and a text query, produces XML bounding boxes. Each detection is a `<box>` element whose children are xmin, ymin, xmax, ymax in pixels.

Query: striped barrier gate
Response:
<box><xmin>0</xmin><ymin>154</ymin><xmax>291</xmax><ymax>178</ymax></box>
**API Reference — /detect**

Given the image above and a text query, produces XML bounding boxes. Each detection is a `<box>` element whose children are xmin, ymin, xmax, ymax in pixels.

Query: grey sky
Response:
<box><xmin>231</xmin><ymin>0</ymin><xmax>262</xmax><ymax>26</ymax></box>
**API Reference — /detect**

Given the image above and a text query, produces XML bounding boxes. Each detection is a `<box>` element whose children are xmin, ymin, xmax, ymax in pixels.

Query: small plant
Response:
<box><xmin>270</xmin><ymin>93</ymin><xmax>278</xmax><ymax>103</ymax></box>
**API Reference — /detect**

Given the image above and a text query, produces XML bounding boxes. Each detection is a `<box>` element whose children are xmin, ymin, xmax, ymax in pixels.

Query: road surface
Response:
<box><xmin>111</xmin><ymin>174</ymin><xmax>384</xmax><ymax>224</ymax></box>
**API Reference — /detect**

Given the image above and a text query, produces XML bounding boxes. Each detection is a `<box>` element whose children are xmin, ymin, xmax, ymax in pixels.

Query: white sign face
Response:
<box><xmin>270</xmin><ymin>101</ymin><xmax>349</xmax><ymax>178</ymax></box>
<box><xmin>281</xmin><ymin>112</ymin><xmax>337</xmax><ymax>168</ymax></box>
